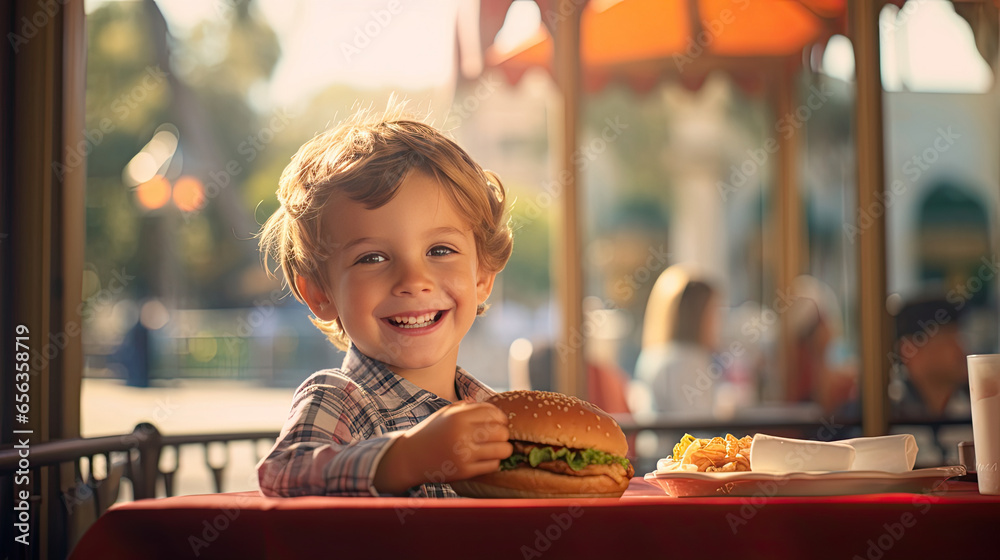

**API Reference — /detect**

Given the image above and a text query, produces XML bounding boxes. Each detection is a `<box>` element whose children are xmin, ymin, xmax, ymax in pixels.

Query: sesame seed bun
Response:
<box><xmin>451</xmin><ymin>390</ymin><xmax>632</xmax><ymax>499</ymax></box>
<box><xmin>450</xmin><ymin>467</ymin><xmax>628</xmax><ymax>499</ymax></box>
<box><xmin>490</xmin><ymin>390</ymin><xmax>628</xmax><ymax>456</ymax></box>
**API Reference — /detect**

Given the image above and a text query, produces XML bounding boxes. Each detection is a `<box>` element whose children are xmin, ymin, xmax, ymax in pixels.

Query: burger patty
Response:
<box><xmin>534</xmin><ymin>459</ymin><xmax>633</xmax><ymax>482</ymax></box>
<box><xmin>508</xmin><ymin>441</ymin><xmax>635</xmax><ymax>481</ymax></box>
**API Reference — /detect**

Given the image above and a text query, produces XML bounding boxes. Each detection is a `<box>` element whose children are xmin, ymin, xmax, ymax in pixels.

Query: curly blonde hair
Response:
<box><xmin>258</xmin><ymin>101</ymin><xmax>513</xmax><ymax>349</ymax></box>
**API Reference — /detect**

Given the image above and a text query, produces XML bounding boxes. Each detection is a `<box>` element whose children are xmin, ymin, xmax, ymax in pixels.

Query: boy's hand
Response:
<box><xmin>373</xmin><ymin>401</ymin><xmax>512</xmax><ymax>494</ymax></box>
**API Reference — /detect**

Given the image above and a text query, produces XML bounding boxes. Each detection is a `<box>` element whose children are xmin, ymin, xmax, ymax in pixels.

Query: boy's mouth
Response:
<box><xmin>385</xmin><ymin>310</ymin><xmax>444</xmax><ymax>329</ymax></box>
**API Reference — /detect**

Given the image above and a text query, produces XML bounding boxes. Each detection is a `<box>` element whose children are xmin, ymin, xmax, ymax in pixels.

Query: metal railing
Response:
<box><xmin>0</xmin><ymin>424</ymin><xmax>279</xmax><ymax>560</ymax></box>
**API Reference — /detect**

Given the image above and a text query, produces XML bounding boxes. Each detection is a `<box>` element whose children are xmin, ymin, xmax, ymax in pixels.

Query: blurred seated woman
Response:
<box><xmin>633</xmin><ymin>265</ymin><xmax>721</xmax><ymax>415</ymax></box>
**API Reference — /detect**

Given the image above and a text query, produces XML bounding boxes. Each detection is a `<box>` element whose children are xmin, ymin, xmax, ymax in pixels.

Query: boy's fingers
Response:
<box><xmin>458</xmin><ymin>440</ymin><xmax>511</xmax><ymax>462</ymax></box>
<box><xmin>468</xmin><ymin>419</ymin><xmax>509</xmax><ymax>443</ymax></box>
<box><xmin>490</xmin><ymin>423</ymin><xmax>510</xmax><ymax>442</ymax></box>
<box><xmin>485</xmin><ymin>441</ymin><xmax>513</xmax><ymax>459</ymax></box>
<box><xmin>468</xmin><ymin>440</ymin><xmax>512</xmax><ymax>458</ymax></box>
<box><xmin>464</xmin><ymin>458</ymin><xmax>502</xmax><ymax>478</ymax></box>
<box><xmin>469</xmin><ymin>402</ymin><xmax>508</xmax><ymax>425</ymax></box>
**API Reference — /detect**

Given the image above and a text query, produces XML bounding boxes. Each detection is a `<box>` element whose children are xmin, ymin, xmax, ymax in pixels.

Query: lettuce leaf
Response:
<box><xmin>500</xmin><ymin>445</ymin><xmax>630</xmax><ymax>472</ymax></box>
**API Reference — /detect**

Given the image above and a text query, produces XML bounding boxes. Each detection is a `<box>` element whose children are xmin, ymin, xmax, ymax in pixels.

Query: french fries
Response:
<box><xmin>659</xmin><ymin>434</ymin><xmax>753</xmax><ymax>472</ymax></box>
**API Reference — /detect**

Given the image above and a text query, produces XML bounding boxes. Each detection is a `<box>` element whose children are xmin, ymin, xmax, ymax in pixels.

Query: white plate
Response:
<box><xmin>642</xmin><ymin>466</ymin><xmax>966</xmax><ymax>497</ymax></box>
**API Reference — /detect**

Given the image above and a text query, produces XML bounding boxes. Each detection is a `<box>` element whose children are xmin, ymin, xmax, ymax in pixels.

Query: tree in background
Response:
<box><xmin>84</xmin><ymin>0</ymin><xmax>280</xmax><ymax>312</ymax></box>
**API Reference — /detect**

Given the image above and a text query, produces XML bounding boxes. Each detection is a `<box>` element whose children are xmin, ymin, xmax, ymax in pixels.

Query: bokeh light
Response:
<box><xmin>125</xmin><ymin>151</ymin><xmax>159</xmax><ymax>185</ymax></box>
<box><xmin>140</xmin><ymin>299</ymin><xmax>170</xmax><ymax>330</ymax></box>
<box><xmin>135</xmin><ymin>175</ymin><xmax>171</xmax><ymax>210</ymax></box>
<box><xmin>81</xmin><ymin>267</ymin><xmax>101</xmax><ymax>300</ymax></box>
<box><xmin>124</xmin><ymin>126</ymin><xmax>179</xmax><ymax>186</ymax></box>
<box><xmin>822</xmin><ymin>34</ymin><xmax>854</xmax><ymax>83</ymax></box>
<box><xmin>509</xmin><ymin>337</ymin><xmax>533</xmax><ymax>361</ymax></box>
<box><xmin>111</xmin><ymin>299</ymin><xmax>140</xmax><ymax>334</ymax></box>
<box><xmin>188</xmin><ymin>333</ymin><xmax>219</xmax><ymax>363</ymax></box>
<box><xmin>173</xmin><ymin>175</ymin><xmax>205</xmax><ymax>212</ymax></box>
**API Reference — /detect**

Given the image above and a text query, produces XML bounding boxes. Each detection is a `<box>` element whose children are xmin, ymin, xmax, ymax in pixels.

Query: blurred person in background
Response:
<box><xmin>837</xmin><ymin>293</ymin><xmax>973</xmax><ymax>466</ymax></box>
<box><xmin>508</xmin><ymin>313</ymin><xmax>635</xmax><ymax>458</ymax></box>
<box><xmin>887</xmin><ymin>293</ymin><xmax>971</xmax><ymax>419</ymax></box>
<box><xmin>632</xmin><ymin>264</ymin><xmax>722</xmax><ymax>415</ymax></box>
<box><xmin>510</xmin><ymin>299</ymin><xmax>632</xmax><ymax>417</ymax></box>
<box><xmin>787</xmin><ymin>275</ymin><xmax>858</xmax><ymax>415</ymax></box>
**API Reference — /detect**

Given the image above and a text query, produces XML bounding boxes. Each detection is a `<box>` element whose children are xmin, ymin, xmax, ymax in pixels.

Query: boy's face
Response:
<box><xmin>301</xmin><ymin>170</ymin><xmax>496</xmax><ymax>376</ymax></box>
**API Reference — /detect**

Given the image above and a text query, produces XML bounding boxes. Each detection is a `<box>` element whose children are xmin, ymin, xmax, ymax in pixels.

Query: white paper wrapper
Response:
<box><xmin>749</xmin><ymin>433</ymin><xmax>919</xmax><ymax>473</ymax></box>
<box><xmin>749</xmin><ymin>434</ymin><xmax>856</xmax><ymax>472</ymax></box>
<box><xmin>838</xmin><ymin>435</ymin><xmax>918</xmax><ymax>473</ymax></box>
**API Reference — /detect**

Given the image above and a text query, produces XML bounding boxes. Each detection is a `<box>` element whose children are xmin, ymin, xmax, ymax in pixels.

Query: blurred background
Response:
<box><xmin>78</xmin><ymin>0</ymin><xmax>999</xmax><ymax>491</ymax></box>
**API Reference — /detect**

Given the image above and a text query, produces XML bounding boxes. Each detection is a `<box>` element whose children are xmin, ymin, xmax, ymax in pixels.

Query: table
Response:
<box><xmin>71</xmin><ymin>478</ymin><xmax>999</xmax><ymax>559</ymax></box>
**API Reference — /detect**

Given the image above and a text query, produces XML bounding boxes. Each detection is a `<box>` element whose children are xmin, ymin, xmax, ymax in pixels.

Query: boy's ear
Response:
<box><xmin>475</xmin><ymin>267</ymin><xmax>497</xmax><ymax>307</ymax></box>
<box><xmin>296</xmin><ymin>275</ymin><xmax>339</xmax><ymax>322</ymax></box>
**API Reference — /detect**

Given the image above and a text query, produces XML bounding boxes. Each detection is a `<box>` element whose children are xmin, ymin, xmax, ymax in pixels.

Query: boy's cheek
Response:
<box><xmin>438</xmin><ymin>274</ymin><xmax>474</xmax><ymax>294</ymax></box>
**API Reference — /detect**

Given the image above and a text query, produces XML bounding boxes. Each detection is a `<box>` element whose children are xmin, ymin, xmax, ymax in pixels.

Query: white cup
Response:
<box><xmin>967</xmin><ymin>354</ymin><xmax>1000</xmax><ymax>495</ymax></box>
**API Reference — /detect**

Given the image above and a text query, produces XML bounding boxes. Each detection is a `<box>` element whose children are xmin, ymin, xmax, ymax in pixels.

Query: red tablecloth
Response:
<box><xmin>71</xmin><ymin>478</ymin><xmax>998</xmax><ymax>560</ymax></box>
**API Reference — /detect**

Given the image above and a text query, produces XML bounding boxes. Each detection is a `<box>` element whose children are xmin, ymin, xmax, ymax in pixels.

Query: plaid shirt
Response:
<box><xmin>257</xmin><ymin>344</ymin><xmax>496</xmax><ymax>498</ymax></box>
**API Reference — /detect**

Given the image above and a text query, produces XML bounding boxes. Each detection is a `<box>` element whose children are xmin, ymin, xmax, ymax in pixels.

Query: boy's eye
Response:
<box><xmin>355</xmin><ymin>253</ymin><xmax>386</xmax><ymax>264</ymax></box>
<box><xmin>428</xmin><ymin>245</ymin><xmax>456</xmax><ymax>257</ymax></box>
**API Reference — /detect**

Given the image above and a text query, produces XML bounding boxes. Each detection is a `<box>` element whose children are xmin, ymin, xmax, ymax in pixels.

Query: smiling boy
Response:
<box><xmin>256</xmin><ymin>104</ymin><xmax>514</xmax><ymax>497</ymax></box>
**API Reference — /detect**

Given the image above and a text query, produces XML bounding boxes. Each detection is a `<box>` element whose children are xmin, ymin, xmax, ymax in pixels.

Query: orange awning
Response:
<box><xmin>487</xmin><ymin>0</ymin><xmax>846</xmax><ymax>92</ymax></box>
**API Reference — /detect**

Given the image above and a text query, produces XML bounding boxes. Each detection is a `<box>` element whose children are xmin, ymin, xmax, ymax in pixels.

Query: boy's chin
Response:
<box><xmin>363</xmin><ymin>345</ymin><xmax>454</xmax><ymax>372</ymax></box>
<box><xmin>391</xmin><ymin>350</ymin><xmax>452</xmax><ymax>369</ymax></box>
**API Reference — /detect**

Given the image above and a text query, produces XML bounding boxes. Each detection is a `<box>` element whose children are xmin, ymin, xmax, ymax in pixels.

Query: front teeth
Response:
<box><xmin>391</xmin><ymin>312</ymin><xmax>438</xmax><ymax>328</ymax></box>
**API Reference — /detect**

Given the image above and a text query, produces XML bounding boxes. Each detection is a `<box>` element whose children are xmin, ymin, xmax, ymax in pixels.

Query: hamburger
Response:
<box><xmin>451</xmin><ymin>390</ymin><xmax>634</xmax><ymax>498</ymax></box>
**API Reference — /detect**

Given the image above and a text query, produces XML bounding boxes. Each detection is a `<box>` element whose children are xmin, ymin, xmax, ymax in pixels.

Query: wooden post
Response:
<box><xmin>2</xmin><ymin>1</ymin><xmax>86</xmax><ymax>557</ymax></box>
<box><xmin>850</xmin><ymin>0</ymin><xmax>891</xmax><ymax>436</ymax></box>
<box><xmin>552</xmin><ymin>0</ymin><xmax>586</xmax><ymax>399</ymax></box>
<box><xmin>61</xmin><ymin>0</ymin><xmax>86</xmax><ymax>443</ymax></box>
<box><xmin>774</xmin><ymin>64</ymin><xmax>803</xmax><ymax>403</ymax></box>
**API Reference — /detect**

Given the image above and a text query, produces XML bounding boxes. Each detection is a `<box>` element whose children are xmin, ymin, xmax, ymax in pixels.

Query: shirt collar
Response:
<box><xmin>341</xmin><ymin>344</ymin><xmax>495</xmax><ymax>403</ymax></box>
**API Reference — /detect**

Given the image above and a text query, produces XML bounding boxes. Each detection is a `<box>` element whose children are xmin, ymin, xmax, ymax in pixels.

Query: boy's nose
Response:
<box><xmin>392</xmin><ymin>260</ymin><xmax>433</xmax><ymax>296</ymax></box>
